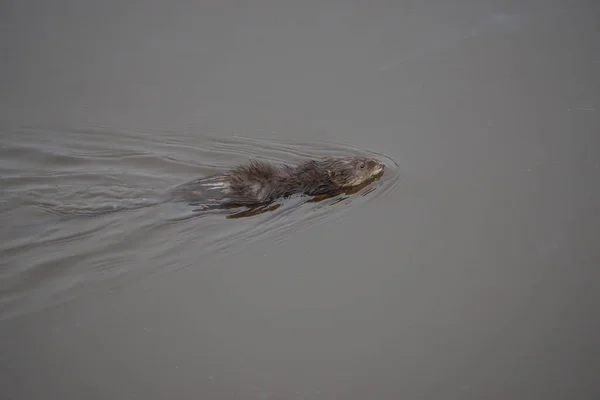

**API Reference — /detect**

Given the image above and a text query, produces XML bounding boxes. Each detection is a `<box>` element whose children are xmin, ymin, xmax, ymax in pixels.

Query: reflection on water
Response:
<box><xmin>0</xmin><ymin>124</ymin><xmax>399</xmax><ymax>320</ymax></box>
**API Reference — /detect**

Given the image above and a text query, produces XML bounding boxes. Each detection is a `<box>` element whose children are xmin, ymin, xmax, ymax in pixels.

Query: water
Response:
<box><xmin>1</xmin><ymin>1</ymin><xmax>599</xmax><ymax>399</ymax></box>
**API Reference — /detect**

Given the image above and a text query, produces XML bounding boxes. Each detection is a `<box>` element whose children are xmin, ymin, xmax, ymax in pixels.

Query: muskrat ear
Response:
<box><xmin>327</xmin><ymin>169</ymin><xmax>336</xmax><ymax>179</ymax></box>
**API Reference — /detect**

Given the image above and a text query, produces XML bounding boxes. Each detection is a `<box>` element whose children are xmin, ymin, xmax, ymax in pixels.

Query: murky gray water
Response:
<box><xmin>1</xmin><ymin>1</ymin><xmax>599</xmax><ymax>399</ymax></box>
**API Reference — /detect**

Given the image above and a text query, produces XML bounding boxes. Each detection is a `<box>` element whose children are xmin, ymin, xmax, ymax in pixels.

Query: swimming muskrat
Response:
<box><xmin>170</xmin><ymin>156</ymin><xmax>385</xmax><ymax>208</ymax></box>
<box><xmin>55</xmin><ymin>156</ymin><xmax>385</xmax><ymax>219</ymax></box>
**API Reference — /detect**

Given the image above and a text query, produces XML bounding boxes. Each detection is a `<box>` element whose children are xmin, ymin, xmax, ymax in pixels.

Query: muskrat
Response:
<box><xmin>170</xmin><ymin>156</ymin><xmax>385</xmax><ymax>208</ymax></box>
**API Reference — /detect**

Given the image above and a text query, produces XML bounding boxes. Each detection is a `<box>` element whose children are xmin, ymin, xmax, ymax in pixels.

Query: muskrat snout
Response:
<box><xmin>373</xmin><ymin>161</ymin><xmax>385</xmax><ymax>174</ymax></box>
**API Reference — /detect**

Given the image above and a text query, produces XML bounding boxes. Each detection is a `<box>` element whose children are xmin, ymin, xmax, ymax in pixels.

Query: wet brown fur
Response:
<box><xmin>171</xmin><ymin>156</ymin><xmax>385</xmax><ymax>207</ymax></box>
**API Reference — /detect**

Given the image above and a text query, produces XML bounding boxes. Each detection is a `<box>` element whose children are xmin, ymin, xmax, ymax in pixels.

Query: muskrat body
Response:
<box><xmin>170</xmin><ymin>156</ymin><xmax>385</xmax><ymax>207</ymax></box>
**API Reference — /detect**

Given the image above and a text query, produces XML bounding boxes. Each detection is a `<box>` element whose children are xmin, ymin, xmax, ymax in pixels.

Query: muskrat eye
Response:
<box><xmin>358</xmin><ymin>162</ymin><xmax>365</xmax><ymax>169</ymax></box>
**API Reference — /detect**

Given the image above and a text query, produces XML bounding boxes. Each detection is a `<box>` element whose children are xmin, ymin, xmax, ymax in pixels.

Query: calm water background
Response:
<box><xmin>1</xmin><ymin>0</ymin><xmax>599</xmax><ymax>399</ymax></box>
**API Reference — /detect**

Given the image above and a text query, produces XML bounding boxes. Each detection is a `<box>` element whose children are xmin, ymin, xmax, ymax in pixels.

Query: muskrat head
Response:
<box><xmin>325</xmin><ymin>156</ymin><xmax>385</xmax><ymax>187</ymax></box>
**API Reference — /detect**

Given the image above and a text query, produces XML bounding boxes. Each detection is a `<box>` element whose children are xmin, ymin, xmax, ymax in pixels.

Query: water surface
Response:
<box><xmin>1</xmin><ymin>1</ymin><xmax>599</xmax><ymax>399</ymax></box>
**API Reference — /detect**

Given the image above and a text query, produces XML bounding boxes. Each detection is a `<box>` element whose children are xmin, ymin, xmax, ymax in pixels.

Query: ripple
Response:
<box><xmin>0</xmin><ymin>124</ymin><xmax>400</xmax><ymax>320</ymax></box>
